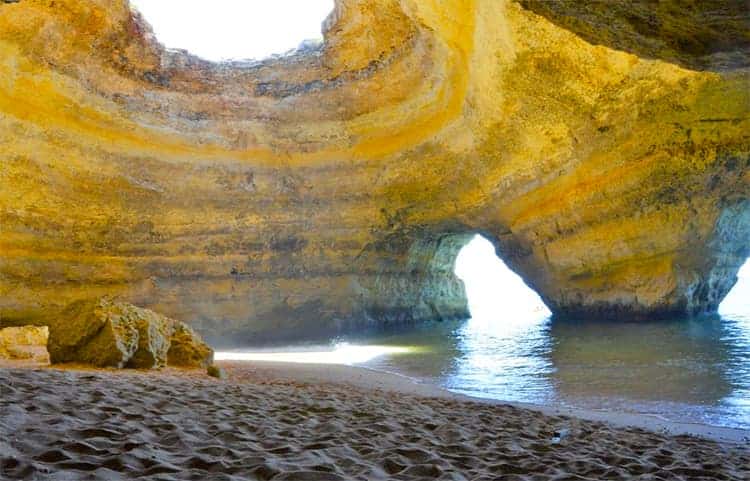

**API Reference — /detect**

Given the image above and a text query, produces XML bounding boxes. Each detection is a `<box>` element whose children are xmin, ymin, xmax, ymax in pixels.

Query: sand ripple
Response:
<box><xmin>0</xmin><ymin>366</ymin><xmax>748</xmax><ymax>480</ymax></box>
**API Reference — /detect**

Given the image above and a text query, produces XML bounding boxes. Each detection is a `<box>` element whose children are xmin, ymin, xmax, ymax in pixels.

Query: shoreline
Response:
<box><xmin>217</xmin><ymin>360</ymin><xmax>750</xmax><ymax>446</ymax></box>
<box><xmin>3</xmin><ymin>357</ymin><xmax>749</xmax><ymax>446</ymax></box>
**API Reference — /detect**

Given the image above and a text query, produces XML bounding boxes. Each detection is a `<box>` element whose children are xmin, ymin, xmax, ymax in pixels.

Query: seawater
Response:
<box><xmin>343</xmin><ymin>310</ymin><xmax>750</xmax><ymax>430</ymax></box>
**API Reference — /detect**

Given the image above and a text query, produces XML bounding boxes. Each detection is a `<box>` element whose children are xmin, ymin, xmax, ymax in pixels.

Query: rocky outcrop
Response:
<box><xmin>0</xmin><ymin>326</ymin><xmax>50</xmax><ymax>363</ymax></box>
<box><xmin>48</xmin><ymin>298</ymin><xmax>212</xmax><ymax>368</ymax></box>
<box><xmin>168</xmin><ymin>322</ymin><xmax>215</xmax><ymax>369</ymax></box>
<box><xmin>513</xmin><ymin>0</ymin><xmax>750</xmax><ymax>71</ymax></box>
<box><xmin>0</xmin><ymin>0</ymin><xmax>747</xmax><ymax>343</ymax></box>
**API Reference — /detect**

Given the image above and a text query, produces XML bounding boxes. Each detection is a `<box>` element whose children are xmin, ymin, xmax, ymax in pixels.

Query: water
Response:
<box><xmin>343</xmin><ymin>253</ymin><xmax>750</xmax><ymax>429</ymax></box>
<box><xmin>217</xmin><ymin>302</ymin><xmax>750</xmax><ymax>430</ymax></box>
<box><xmin>218</xmin><ymin>248</ymin><xmax>750</xmax><ymax>430</ymax></box>
<box><xmin>343</xmin><ymin>310</ymin><xmax>750</xmax><ymax>430</ymax></box>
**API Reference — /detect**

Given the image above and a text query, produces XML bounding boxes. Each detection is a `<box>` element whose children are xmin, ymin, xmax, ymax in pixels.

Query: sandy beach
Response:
<box><xmin>1</xmin><ymin>361</ymin><xmax>748</xmax><ymax>481</ymax></box>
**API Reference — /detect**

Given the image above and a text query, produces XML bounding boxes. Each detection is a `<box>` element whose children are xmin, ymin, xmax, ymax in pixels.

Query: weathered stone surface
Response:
<box><xmin>0</xmin><ymin>326</ymin><xmax>50</xmax><ymax>363</ymax></box>
<box><xmin>206</xmin><ymin>364</ymin><xmax>226</xmax><ymax>379</ymax></box>
<box><xmin>513</xmin><ymin>0</ymin><xmax>750</xmax><ymax>71</ymax></box>
<box><xmin>168</xmin><ymin>322</ymin><xmax>214</xmax><ymax>368</ymax></box>
<box><xmin>127</xmin><ymin>306</ymin><xmax>173</xmax><ymax>369</ymax></box>
<box><xmin>47</xmin><ymin>298</ymin><xmax>212</xmax><ymax>368</ymax></box>
<box><xmin>0</xmin><ymin>0</ymin><xmax>747</xmax><ymax>343</ymax></box>
<box><xmin>49</xmin><ymin>298</ymin><xmax>140</xmax><ymax>367</ymax></box>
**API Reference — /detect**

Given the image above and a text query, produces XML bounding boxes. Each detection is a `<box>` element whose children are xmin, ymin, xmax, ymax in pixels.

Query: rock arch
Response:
<box><xmin>0</xmin><ymin>0</ymin><xmax>747</xmax><ymax>343</ymax></box>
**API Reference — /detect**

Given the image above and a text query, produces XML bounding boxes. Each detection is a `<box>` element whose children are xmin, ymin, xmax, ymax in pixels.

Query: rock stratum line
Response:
<box><xmin>0</xmin><ymin>0</ymin><xmax>748</xmax><ymax>344</ymax></box>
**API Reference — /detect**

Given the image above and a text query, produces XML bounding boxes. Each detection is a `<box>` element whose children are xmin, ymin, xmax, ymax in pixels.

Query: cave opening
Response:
<box><xmin>128</xmin><ymin>0</ymin><xmax>333</xmax><ymax>62</ymax></box>
<box><xmin>718</xmin><ymin>258</ymin><xmax>750</xmax><ymax>316</ymax></box>
<box><xmin>454</xmin><ymin>234</ymin><xmax>551</xmax><ymax>325</ymax></box>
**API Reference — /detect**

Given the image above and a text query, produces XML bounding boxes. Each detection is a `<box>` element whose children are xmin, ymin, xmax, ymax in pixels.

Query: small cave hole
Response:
<box><xmin>454</xmin><ymin>234</ymin><xmax>550</xmax><ymax>324</ymax></box>
<box><xmin>129</xmin><ymin>0</ymin><xmax>334</xmax><ymax>62</ymax></box>
<box><xmin>718</xmin><ymin>258</ymin><xmax>750</xmax><ymax>316</ymax></box>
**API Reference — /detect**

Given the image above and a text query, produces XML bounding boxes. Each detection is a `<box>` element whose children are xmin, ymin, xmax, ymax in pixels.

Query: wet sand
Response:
<box><xmin>1</xmin><ymin>360</ymin><xmax>748</xmax><ymax>480</ymax></box>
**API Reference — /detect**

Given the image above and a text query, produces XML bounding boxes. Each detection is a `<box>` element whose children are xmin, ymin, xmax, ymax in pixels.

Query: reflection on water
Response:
<box><xmin>216</xmin><ymin>344</ymin><xmax>409</xmax><ymax>364</ymax></box>
<box><xmin>221</xmin><ymin>257</ymin><xmax>750</xmax><ymax>429</ymax></box>
<box><xmin>353</xmin><ymin>258</ymin><xmax>750</xmax><ymax>429</ymax></box>
<box><xmin>354</xmin><ymin>311</ymin><xmax>750</xmax><ymax>429</ymax></box>
<box><xmin>548</xmin><ymin>315</ymin><xmax>750</xmax><ymax>427</ymax></box>
<box><xmin>447</xmin><ymin>312</ymin><xmax>554</xmax><ymax>403</ymax></box>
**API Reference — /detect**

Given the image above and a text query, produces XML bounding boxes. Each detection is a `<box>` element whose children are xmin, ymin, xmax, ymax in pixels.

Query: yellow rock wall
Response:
<box><xmin>0</xmin><ymin>0</ymin><xmax>748</xmax><ymax>344</ymax></box>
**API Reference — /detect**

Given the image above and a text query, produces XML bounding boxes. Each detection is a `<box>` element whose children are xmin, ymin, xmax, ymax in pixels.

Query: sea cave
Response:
<box><xmin>1</xmin><ymin>0</ymin><xmax>749</xmax><ymax>479</ymax></box>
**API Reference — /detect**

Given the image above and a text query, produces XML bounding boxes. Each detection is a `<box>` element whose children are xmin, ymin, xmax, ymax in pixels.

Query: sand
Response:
<box><xmin>1</xmin><ymin>361</ymin><xmax>748</xmax><ymax>481</ymax></box>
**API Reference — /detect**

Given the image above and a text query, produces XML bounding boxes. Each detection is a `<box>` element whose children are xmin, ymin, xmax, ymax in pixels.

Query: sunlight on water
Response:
<box><xmin>221</xmin><ymin>250</ymin><xmax>750</xmax><ymax>429</ymax></box>
<box><xmin>449</xmin><ymin>235</ymin><xmax>554</xmax><ymax>401</ymax></box>
<box><xmin>215</xmin><ymin>343</ymin><xmax>409</xmax><ymax>365</ymax></box>
<box><xmin>446</xmin><ymin>315</ymin><xmax>554</xmax><ymax>403</ymax></box>
<box><xmin>357</xmin><ymin>253</ymin><xmax>750</xmax><ymax>429</ymax></box>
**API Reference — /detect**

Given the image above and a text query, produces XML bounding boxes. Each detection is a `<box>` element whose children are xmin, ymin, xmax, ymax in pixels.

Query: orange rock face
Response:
<box><xmin>0</xmin><ymin>0</ymin><xmax>748</xmax><ymax>344</ymax></box>
<box><xmin>0</xmin><ymin>326</ymin><xmax>50</xmax><ymax>363</ymax></box>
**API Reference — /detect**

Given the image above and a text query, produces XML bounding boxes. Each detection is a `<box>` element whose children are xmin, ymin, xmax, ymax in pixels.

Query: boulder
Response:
<box><xmin>127</xmin><ymin>308</ymin><xmax>174</xmax><ymax>369</ymax></box>
<box><xmin>206</xmin><ymin>364</ymin><xmax>226</xmax><ymax>379</ymax></box>
<box><xmin>48</xmin><ymin>297</ymin><xmax>213</xmax><ymax>369</ymax></box>
<box><xmin>168</xmin><ymin>322</ymin><xmax>214</xmax><ymax>368</ymax></box>
<box><xmin>0</xmin><ymin>326</ymin><xmax>50</xmax><ymax>363</ymax></box>
<box><xmin>49</xmin><ymin>298</ymin><xmax>139</xmax><ymax>368</ymax></box>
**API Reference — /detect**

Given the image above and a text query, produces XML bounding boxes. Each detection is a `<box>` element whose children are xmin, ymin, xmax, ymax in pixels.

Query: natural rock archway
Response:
<box><xmin>0</xmin><ymin>0</ymin><xmax>748</xmax><ymax>343</ymax></box>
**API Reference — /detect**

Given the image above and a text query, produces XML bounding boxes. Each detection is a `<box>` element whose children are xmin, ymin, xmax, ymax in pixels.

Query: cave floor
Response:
<box><xmin>1</xmin><ymin>363</ymin><xmax>748</xmax><ymax>480</ymax></box>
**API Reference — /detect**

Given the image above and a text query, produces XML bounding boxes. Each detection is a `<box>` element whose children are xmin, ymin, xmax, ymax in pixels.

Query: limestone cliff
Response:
<box><xmin>0</xmin><ymin>0</ymin><xmax>748</xmax><ymax>344</ymax></box>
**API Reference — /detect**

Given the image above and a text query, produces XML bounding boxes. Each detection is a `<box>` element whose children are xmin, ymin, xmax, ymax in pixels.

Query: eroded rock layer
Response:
<box><xmin>0</xmin><ymin>326</ymin><xmax>49</xmax><ymax>363</ymax></box>
<box><xmin>0</xmin><ymin>0</ymin><xmax>748</xmax><ymax>344</ymax></box>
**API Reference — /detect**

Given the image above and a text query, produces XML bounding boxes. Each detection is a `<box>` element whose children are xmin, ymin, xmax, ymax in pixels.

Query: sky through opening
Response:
<box><xmin>129</xmin><ymin>0</ymin><xmax>334</xmax><ymax>61</ymax></box>
<box><xmin>719</xmin><ymin>258</ymin><xmax>750</xmax><ymax>315</ymax></box>
<box><xmin>454</xmin><ymin>235</ymin><xmax>550</xmax><ymax>322</ymax></box>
